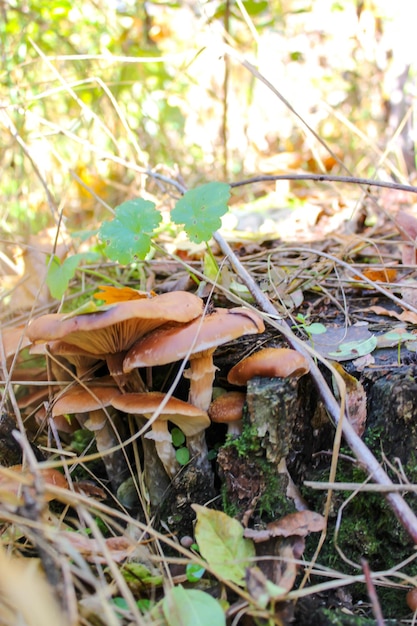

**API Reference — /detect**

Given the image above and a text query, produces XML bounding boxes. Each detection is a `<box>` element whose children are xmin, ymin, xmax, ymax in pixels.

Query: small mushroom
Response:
<box><xmin>208</xmin><ymin>391</ymin><xmax>246</xmax><ymax>437</ymax></box>
<box><xmin>27</xmin><ymin>291</ymin><xmax>204</xmax><ymax>390</ymax></box>
<box><xmin>52</xmin><ymin>383</ymin><xmax>126</xmax><ymax>491</ymax></box>
<box><xmin>123</xmin><ymin>307</ymin><xmax>264</xmax><ymax>473</ymax></box>
<box><xmin>227</xmin><ymin>347</ymin><xmax>309</xmax><ymax>386</ymax></box>
<box><xmin>110</xmin><ymin>392</ymin><xmax>210</xmax><ymax>479</ymax></box>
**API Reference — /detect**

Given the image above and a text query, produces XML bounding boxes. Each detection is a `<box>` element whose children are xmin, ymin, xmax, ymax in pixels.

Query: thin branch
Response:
<box><xmin>229</xmin><ymin>173</ymin><xmax>417</xmax><ymax>195</ymax></box>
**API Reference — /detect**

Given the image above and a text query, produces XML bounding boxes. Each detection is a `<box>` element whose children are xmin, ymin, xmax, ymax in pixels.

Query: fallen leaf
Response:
<box><xmin>245</xmin><ymin>566</ymin><xmax>287</xmax><ymax>607</ymax></box>
<box><xmin>248</xmin><ymin>536</ymin><xmax>304</xmax><ymax>605</ymax></box>
<box><xmin>0</xmin><ymin>545</ymin><xmax>66</xmax><ymax>626</ymax></box>
<box><xmin>59</xmin><ymin>531</ymin><xmax>135</xmax><ymax>563</ymax></box>
<box><xmin>244</xmin><ymin>510</ymin><xmax>325</xmax><ymax>542</ymax></box>
<box><xmin>120</xmin><ymin>562</ymin><xmax>163</xmax><ymax>591</ymax></box>
<box><xmin>93</xmin><ymin>285</ymin><xmax>156</xmax><ymax>304</ymax></box>
<box><xmin>0</xmin><ymin>465</ymin><xmax>68</xmax><ymax>503</ymax></box>
<box><xmin>72</xmin><ymin>481</ymin><xmax>107</xmax><ymax>499</ymax></box>
<box><xmin>161</xmin><ymin>585</ymin><xmax>226</xmax><ymax>626</ymax></box>
<box><xmin>367</xmin><ymin>305</ymin><xmax>417</xmax><ymax>325</ymax></box>
<box><xmin>332</xmin><ymin>362</ymin><xmax>367</xmax><ymax>436</ymax></box>
<box><xmin>376</xmin><ymin>327</ymin><xmax>416</xmax><ymax>349</ymax></box>
<box><xmin>354</xmin><ymin>268</ymin><xmax>397</xmax><ymax>283</ymax></box>
<box><xmin>309</xmin><ymin>323</ymin><xmax>377</xmax><ymax>361</ymax></box>
<box><xmin>400</xmin><ymin>283</ymin><xmax>417</xmax><ymax>309</ymax></box>
<box><xmin>192</xmin><ymin>504</ymin><xmax>255</xmax><ymax>585</ymax></box>
<box><xmin>352</xmin><ymin>353</ymin><xmax>375</xmax><ymax>370</ymax></box>
<box><xmin>3</xmin><ymin>229</ymin><xmax>70</xmax><ymax>311</ymax></box>
<box><xmin>395</xmin><ymin>210</ymin><xmax>417</xmax><ymax>265</ymax></box>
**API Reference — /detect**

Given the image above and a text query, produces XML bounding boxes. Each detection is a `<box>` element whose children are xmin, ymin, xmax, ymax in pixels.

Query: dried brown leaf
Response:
<box><xmin>244</xmin><ymin>510</ymin><xmax>325</xmax><ymax>542</ymax></box>
<box><xmin>332</xmin><ymin>362</ymin><xmax>367</xmax><ymax>437</ymax></box>
<box><xmin>59</xmin><ymin>531</ymin><xmax>135</xmax><ymax>563</ymax></box>
<box><xmin>367</xmin><ymin>305</ymin><xmax>417</xmax><ymax>325</ymax></box>
<box><xmin>395</xmin><ymin>210</ymin><xmax>417</xmax><ymax>265</ymax></box>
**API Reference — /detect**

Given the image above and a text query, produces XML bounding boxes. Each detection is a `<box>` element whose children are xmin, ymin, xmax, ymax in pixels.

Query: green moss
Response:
<box><xmin>302</xmin><ymin>449</ymin><xmax>417</xmax><ymax>620</ymax></box>
<box><xmin>224</xmin><ymin>422</ymin><xmax>262</xmax><ymax>456</ymax></box>
<box><xmin>221</xmin><ymin>487</ymin><xmax>240</xmax><ymax>519</ymax></box>
<box><xmin>257</xmin><ymin>458</ymin><xmax>295</xmax><ymax>520</ymax></box>
<box><xmin>319</xmin><ymin>607</ymin><xmax>397</xmax><ymax>625</ymax></box>
<box><xmin>221</xmin><ymin>438</ymin><xmax>295</xmax><ymax>521</ymax></box>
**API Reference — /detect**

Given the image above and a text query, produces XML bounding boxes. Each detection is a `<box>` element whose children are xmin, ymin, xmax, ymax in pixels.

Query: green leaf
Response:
<box><xmin>328</xmin><ymin>335</ymin><xmax>377</xmax><ymax>359</ymax></box>
<box><xmin>192</xmin><ymin>504</ymin><xmax>255</xmax><ymax>585</ymax></box>
<box><xmin>171</xmin><ymin>182</ymin><xmax>231</xmax><ymax>243</ymax></box>
<box><xmin>306</xmin><ymin>322</ymin><xmax>327</xmax><ymax>335</ymax></box>
<box><xmin>46</xmin><ymin>252</ymin><xmax>99</xmax><ymax>299</ymax></box>
<box><xmin>175</xmin><ymin>447</ymin><xmax>190</xmax><ymax>466</ymax></box>
<box><xmin>137</xmin><ymin>599</ymin><xmax>152</xmax><ymax>613</ymax></box>
<box><xmin>111</xmin><ymin>596</ymin><xmax>152</xmax><ymax>616</ymax></box>
<box><xmin>383</xmin><ymin>330</ymin><xmax>415</xmax><ymax>342</ymax></box>
<box><xmin>171</xmin><ymin>427</ymin><xmax>185</xmax><ymax>447</ymax></box>
<box><xmin>121</xmin><ymin>562</ymin><xmax>163</xmax><ymax>589</ymax></box>
<box><xmin>99</xmin><ymin>199</ymin><xmax>162</xmax><ymax>264</ymax></box>
<box><xmin>111</xmin><ymin>597</ymin><xmax>129</xmax><ymax>616</ymax></box>
<box><xmin>185</xmin><ymin>563</ymin><xmax>205</xmax><ymax>583</ymax></box>
<box><xmin>162</xmin><ymin>585</ymin><xmax>225</xmax><ymax>626</ymax></box>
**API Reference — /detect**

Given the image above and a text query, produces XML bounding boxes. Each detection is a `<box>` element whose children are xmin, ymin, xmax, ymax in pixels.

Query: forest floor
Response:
<box><xmin>3</xmin><ymin>177</ymin><xmax>417</xmax><ymax>625</ymax></box>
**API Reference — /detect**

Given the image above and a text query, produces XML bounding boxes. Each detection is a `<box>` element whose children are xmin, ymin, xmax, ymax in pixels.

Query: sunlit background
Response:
<box><xmin>1</xmin><ymin>0</ymin><xmax>416</xmax><ymax>236</ymax></box>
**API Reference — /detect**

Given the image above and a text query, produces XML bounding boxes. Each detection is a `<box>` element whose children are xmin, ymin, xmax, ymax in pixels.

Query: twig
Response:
<box><xmin>305</xmin><ymin>481</ymin><xmax>417</xmax><ymax>492</ymax></box>
<box><xmin>230</xmin><ymin>173</ymin><xmax>417</xmax><ymax>195</ymax></box>
<box><xmin>212</xmin><ymin>230</ymin><xmax>417</xmax><ymax>544</ymax></box>
<box><xmin>361</xmin><ymin>558</ymin><xmax>385</xmax><ymax>626</ymax></box>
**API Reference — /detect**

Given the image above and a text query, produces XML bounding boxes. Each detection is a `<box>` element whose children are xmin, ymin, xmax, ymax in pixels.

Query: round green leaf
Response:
<box><xmin>98</xmin><ymin>198</ymin><xmax>162</xmax><ymax>263</ymax></box>
<box><xmin>171</xmin><ymin>182</ymin><xmax>231</xmax><ymax>243</ymax></box>
<box><xmin>175</xmin><ymin>447</ymin><xmax>190</xmax><ymax>466</ymax></box>
<box><xmin>171</xmin><ymin>427</ymin><xmax>185</xmax><ymax>447</ymax></box>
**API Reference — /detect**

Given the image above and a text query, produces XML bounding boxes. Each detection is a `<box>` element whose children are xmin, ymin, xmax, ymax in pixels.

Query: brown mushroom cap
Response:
<box><xmin>208</xmin><ymin>391</ymin><xmax>246</xmax><ymax>424</ymax></box>
<box><xmin>1</xmin><ymin>326</ymin><xmax>31</xmax><ymax>359</ymax></box>
<box><xmin>110</xmin><ymin>392</ymin><xmax>210</xmax><ymax>437</ymax></box>
<box><xmin>227</xmin><ymin>347</ymin><xmax>309</xmax><ymax>386</ymax></box>
<box><xmin>123</xmin><ymin>307</ymin><xmax>265</xmax><ymax>372</ymax></box>
<box><xmin>27</xmin><ymin>291</ymin><xmax>204</xmax><ymax>355</ymax></box>
<box><xmin>52</xmin><ymin>384</ymin><xmax>122</xmax><ymax>418</ymax></box>
<box><xmin>52</xmin><ymin>382</ymin><xmax>127</xmax><ymax>490</ymax></box>
<box><xmin>111</xmin><ymin>392</ymin><xmax>210</xmax><ymax>478</ymax></box>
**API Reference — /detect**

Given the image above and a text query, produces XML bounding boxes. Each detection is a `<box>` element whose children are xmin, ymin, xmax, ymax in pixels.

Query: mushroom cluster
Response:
<box><xmin>26</xmin><ymin>290</ymin><xmax>266</xmax><ymax>506</ymax></box>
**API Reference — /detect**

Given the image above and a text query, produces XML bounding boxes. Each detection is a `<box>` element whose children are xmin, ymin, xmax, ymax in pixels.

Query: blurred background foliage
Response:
<box><xmin>0</xmin><ymin>0</ymin><xmax>416</xmax><ymax>239</ymax></box>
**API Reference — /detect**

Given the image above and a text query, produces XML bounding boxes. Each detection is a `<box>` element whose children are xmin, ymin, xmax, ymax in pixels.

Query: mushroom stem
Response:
<box><xmin>136</xmin><ymin>417</ymin><xmax>170</xmax><ymax>507</ymax></box>
<box><xmin>85</xmin><ymin>409</ymin><xmax>128</xmax><ymax>492</ymax></box>
<box><xmin>106</xmin><ymin>352</ymin><xmax>146</xmax><ymax>392</ymax></box>
<box><xmin>185</xmin><ymin>353</ymin><xmax>217</xmax><ymax>411</ymax></box>
<box><xmin>184</xmin><ymin>354</ymin><xmax>216</xmax><ymax>475</ymax></box>
<box><xmin>144</xmin><ymin>420</ymin><xmax>180</xmax><ymax>478</ymax></box>
<box><xmin>226</xmin><ymin>420</ymin><xmax>243</xmax><ymax>437</ymax></box>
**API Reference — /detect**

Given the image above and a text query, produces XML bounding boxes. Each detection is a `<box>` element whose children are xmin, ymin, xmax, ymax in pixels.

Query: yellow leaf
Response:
<box><xmin>93</xmin><ymin>285</ymin><xmax>156</xmax><ymax>304</ymax></box>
